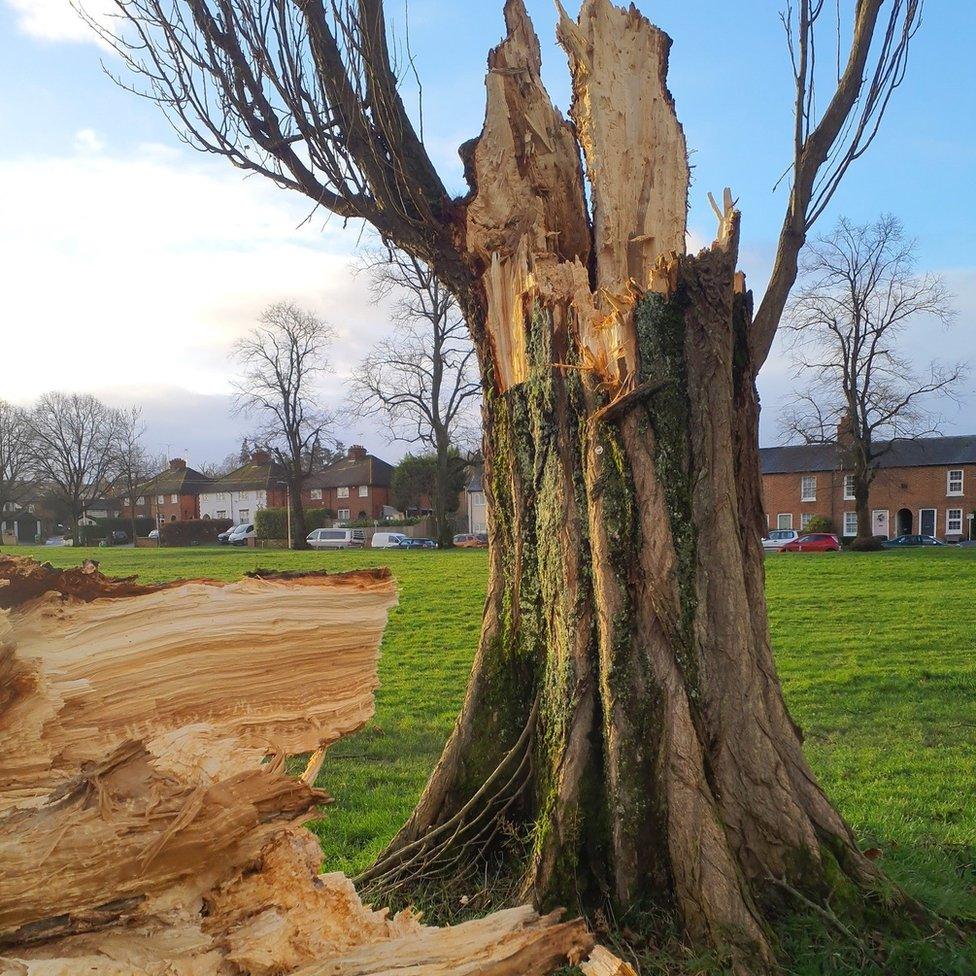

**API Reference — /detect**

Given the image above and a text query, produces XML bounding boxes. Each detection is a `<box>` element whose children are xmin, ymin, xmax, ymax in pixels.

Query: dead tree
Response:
<box><xmin>111</xmin><ymin>406</ymin><xmax>162</xmax><ymax>542</ymax></box>
<box><xmin>0</xmin><ymin>400</ymin><xmax>34</xmax><ymax>515</ymax></box>
<box><xmin>26</xmin><ymin>392</ymin><xmax>121</xmax><ymax>534</ymax></box>
<box><xmin>348</xmin><ymin>249</ymin><xmax>480</xmax><ymax>546</ymax></box>
<box><xmin>782</xmin><ymin>214</ymin><xmax>959</xmax><ymax>546</ymax></box>
<box><xmin>232</xmin><ymin>302</ymin><xmax>337</xmax><ymax>548</ymax></box>
<box><xmin>97</xmin><ymin>0</ymin><xmax>926</xmax><ymax>965</ymax></box>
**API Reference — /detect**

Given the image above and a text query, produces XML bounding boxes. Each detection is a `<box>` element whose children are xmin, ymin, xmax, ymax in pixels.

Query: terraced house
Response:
<box><xmin>301</xmin><ymin>445</ymin><xmax>393</xmax><ymax>522</ymax></box>
<box><xmin>761</xmin><ymin>434</ymin><xmax>976</xmax><ymax>542</ymax></box>
<box><xmin>121</xmin><ymin>458</ymin><xmax>213</xmax><ymax>523</ymax></box>
<box><xmin>198</xmin><ymin>451</ymin><xmax>289</xmax><ymax>523</ymax></box>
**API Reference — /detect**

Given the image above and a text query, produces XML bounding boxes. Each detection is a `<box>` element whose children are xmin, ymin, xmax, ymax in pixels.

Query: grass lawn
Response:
<box><xmin>12</xmin><ymin>543</ymin><xmax>976</xmax><ymax>971</ymax></box>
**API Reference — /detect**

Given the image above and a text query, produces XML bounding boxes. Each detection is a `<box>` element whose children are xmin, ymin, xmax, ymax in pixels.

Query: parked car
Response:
<box><xmin>453</xmin><ymin>533</ymin><xmax>488</xmax><ymax>548</ymax></box>
<box><xmin>882</xmin><ymin>534</ymin><xmax>945</xmax><ymax>548</ymax></box>
<box><xmin>228</xmin><ymin>523</ymin><xmax>255</xmax><ymax>546</ymax></box>
<box><xmin>307</xmin><ymin>527</ymin><xmax>366</xmax><ymax>549</ymax></box>
<box><xmin>397</xmin><ymin>537</ymin><xmax>438</xmax><ymax>549</ymax></box>
<box><xmin>148</xmin><ymin>529</ymin><xmax>160</xmax><ymax>541</ymax></box>
<box><xmin>99</xmin><ymin>529</ymin><xmax>129</xmax><ymax>547</ymax></box>
<box><xmin>762</xmin><ymin>529</ymin><xmax>799</xmax><ymax>551</ymax></box>
<box><xmin>217</xmin><ymin>524</ymin><xmax>242</xmax><ymax>544</ymax></box>
<box><xmin>780</xmin><ymin>533</ymin><xmax>841</xmax><ymax>552</ymax></box>
<box><xmin>372</xmin><ymin>531</ymin><xmax>408</xmax><ymax>549</ymax></box>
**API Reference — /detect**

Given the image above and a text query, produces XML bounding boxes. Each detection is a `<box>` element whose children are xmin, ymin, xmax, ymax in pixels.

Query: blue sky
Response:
<box><xmin>1</xmin><ymin>0</ymin><xmax>973</xmax><ymax>464</ymax></box>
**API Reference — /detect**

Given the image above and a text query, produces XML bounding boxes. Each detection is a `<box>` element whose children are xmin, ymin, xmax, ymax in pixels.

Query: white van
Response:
<box><xmin>307</xmin><ymin>527</ymin><xmax>366</xmax><ymax>550</ymax></box>
<box><xmin>371</xmin><ymin>532</ymin><xmax>408</xmax><ymax>549</ymax></box>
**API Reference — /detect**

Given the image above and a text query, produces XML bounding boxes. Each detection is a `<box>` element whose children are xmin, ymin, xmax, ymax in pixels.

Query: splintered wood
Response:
<box><xmin>0</xmin><ymin>557</ymin><xmax>593</xmax><ymax>975</ymax></box>
<box><xmin>466</xmin><ymin>0</ymin><xmax>690</xmax><ymax>393</ymax></box>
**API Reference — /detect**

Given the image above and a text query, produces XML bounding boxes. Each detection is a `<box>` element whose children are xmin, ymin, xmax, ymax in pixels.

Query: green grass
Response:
<box><xmin>14</xmin><ymin>544</ymin><xmax>976</xmax><ymax>971</ymax></box>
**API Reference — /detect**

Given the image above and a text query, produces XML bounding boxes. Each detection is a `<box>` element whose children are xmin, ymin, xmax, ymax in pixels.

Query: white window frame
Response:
<box><xmin>310</xmin><ymin>488</ymin><xmax>323</xmax><ymax>501</ymax></box>
<box><xmin>216</xmin><ymin>510</ymin><xmax>227</xmax><ymax>519</ymax></box>
<box><xmin>358</xmin><ymin>485</ymin><xmax>369</xmax><ymax>497</ymax></box>
<box><xmin>239</xmin><ymin>508</ymin><xmax>249</xmax><ymax>520</ymax></box>
<box><xmin>338</xmin><ymin>508</ymin><xmax>350</xmax><ymax>521</ymax></box>
<box><xmin>843</xmin><ymin>475</ymin><xmax>855</xmax><ymax>501</ymax></box>
<box><xmin>947</xmin><ymin>508</ymin><xmax>963</xmax><ymax>533</ymax></box>
<box><xmin>800</xmin><ymin>476</ymin><xmax>816</xmax><ymax>502</ymax></box>
<box><xmin>843</xmin><ymin>511</ymin><xmax>857</xmax><ymax>537</ymax></box>
<box><xmin>777</xmin><ymin>513</ymin><xmax>793</xmax><ymax>531</ymax></box>
<box><xmin>170</xmin><ymin>493</ymin><xmax>179</xmax><ymax>504</ymax></box>
<box><xmin>947</xmin><ymin>469</ymin><xmax>964</xmax><ymax>496</ymax></box>
<box><xmin>157</xmin><ymin>494</ymin><xmax>166</xmax><ymax>505</ymax></box>
<box><xmin>337</xmin><ymin>486</ymin><xmax>350</xmax><ymax>499</ymax></box>
<box><xmin>800</xmin><ymin>513</ymin><xmax>814</xmax><ymax>529</ymax></box>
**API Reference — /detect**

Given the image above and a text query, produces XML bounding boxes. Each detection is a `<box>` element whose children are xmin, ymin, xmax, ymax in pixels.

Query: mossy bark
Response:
<box><xmin>364</xmin><ymin>246</ymin><xmax>885</xmax><ymax>971</ymax></box>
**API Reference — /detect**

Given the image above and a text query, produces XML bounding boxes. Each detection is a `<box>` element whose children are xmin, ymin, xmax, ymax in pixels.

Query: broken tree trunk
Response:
<box><xmin>0</xmin><ymin>556</ymin><xmax>594</xmax><ymax>975</ymax></box>
<box><xmin>365</xmin><ymin>1</ymin><xmax>900</xmax><ymax>969</ymax></box>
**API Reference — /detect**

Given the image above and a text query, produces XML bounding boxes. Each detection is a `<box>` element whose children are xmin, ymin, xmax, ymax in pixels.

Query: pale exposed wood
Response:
<box><xmin>0</xmin><ymin>557</ymin><xmax>591</xmax><ymax>976</ymax></box>
<box><xmin>580</xmin><ymin>944</ymin><xmax>638</xmax><ymax>976</ymax></box>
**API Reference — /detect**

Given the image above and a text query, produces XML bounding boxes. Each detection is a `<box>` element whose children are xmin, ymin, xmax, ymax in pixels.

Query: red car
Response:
<box><xmin>780</xmin><ymin>533</ymin><xmax>841</xmax><ymax>552</ymax></box>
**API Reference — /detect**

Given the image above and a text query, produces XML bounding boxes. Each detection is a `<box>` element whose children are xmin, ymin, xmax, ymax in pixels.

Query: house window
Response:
<box><xmin>800</xmin><ymin>476</ymin><xmax>816</xmax><ymax>502</ymax></box>
<box><xmin>338</xmin><ymin>508</ymin><xmax>350</xmax><ymax>521</ymax></box>
<box><xmin>170</xmin><ymin>494</ymin><xmax>178</xmax><ymax>503</ymax></box>
<box><xmin>800</xmin><ymin>513</ymin><xmax>814</xmax><ymax>529</ymax></box>
<box><xmin>123</xmin><ymin>496</ymin><xmax>131</xmax><ymax>506</ymax></box>
<box><xmin>157</xmin><ymin>494</ymin><xmax>165</xmax><ymax>505</ymax></box>
<box><xmin>947</xmin><ymin>469</ymin><xmax>964</xmax><ymax>495</ymax></box>
<box><xmin>358</xmin><ymin>485</ymin><xmax>368</xmax><ymax>497</ymax></box>
<box><xmin>310</xmin><ymin>488</ymin><xmax>323</xmax><ymax>501</ymax></box>
<box><xmin>337</xmin><ymin>486</ymin><xmax>350</xmax><ymax>498</ymax></box>
<box><xmin>843</xmin><ymin>511</ymin><xmax>857</xmax><ymax>537</ymax></box>
<box><xmin>216</xmin><ymin>510</ymin><xmax>227</xmax><ymax>519</ymax></box>
<box><xmin>843</xmin><ymin>475</ymin><xmax>855</xmax><ymax>501</ymax></box>
<box><xmin>947</xmin><ymin>508</ymin><xmax>963</xmax><ymax>533</ymax></box>
<box><xmin>777</xmin><ymin>513</ymin><xmax>793</xmax><ymax>531</ymax></box>
<box><xmin>239</xmin><ymin>508</ymin><xmax>249</xmax><ymax>520</ymax></box>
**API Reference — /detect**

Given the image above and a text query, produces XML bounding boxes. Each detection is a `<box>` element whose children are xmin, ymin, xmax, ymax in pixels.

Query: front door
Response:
<box><xmin>920</xmin><ymin>508</ymin><xmax>936</xmax><ymax>537</ymax></box>
<box><xmin>872</xmin><ymin>510</ymin><xmax>889</xmax><ymax>539</ymax></box>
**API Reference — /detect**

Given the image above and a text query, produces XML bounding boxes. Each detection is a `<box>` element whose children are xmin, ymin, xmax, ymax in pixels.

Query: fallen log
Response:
<box><xmin>0</xmin><ymin>557</ymin><xmax>593</xmax><ymax>975</ymax></box>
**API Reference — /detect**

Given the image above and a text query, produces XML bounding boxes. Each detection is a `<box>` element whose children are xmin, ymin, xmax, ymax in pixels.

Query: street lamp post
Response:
<box><xmin>277</xmin><ymin>481</ymin><xmax>292</xmax><ymax>549</ymax></box>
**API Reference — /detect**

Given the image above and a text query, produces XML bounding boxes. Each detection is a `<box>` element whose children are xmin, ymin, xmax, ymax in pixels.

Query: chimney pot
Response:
<box><xmin>169</xmin><ymin>458</ymin><xmax>187</xmax><ymax>471</ymax></box>
<box><xmin>251</xmin><ymin>450</ymin><xmax>271</xmax><ymax>465</ymax></box>
<box><xmin>347</xmin><ymin>444</ymin><xmax>367</xmax><ymax>460</ymax></box>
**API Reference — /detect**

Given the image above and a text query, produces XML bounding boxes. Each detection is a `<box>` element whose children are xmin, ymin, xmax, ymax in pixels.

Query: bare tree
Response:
<box><xmin>98</xmin><ymin>0</ymin><xmax>928</xmax><ymax>962</ymax></box>
<box><xmin>111</xmin><ymin>407</ymin><xmax>162</xmax><ymax>542</ymax></box>
<box><xmin>232</xmin><ymin>302</ymin><xmax>336</xmax><ymax>549</ymax></box>
<box><xmin>0</xmin><ymin>400</ymin><xmax>34</xmax><ymax>515</ymax></box>
<box><xmin>781</xmin><ymin>215</ymin><xmax>959</xmax><ymax>546</ymax></box>
<box><xmin>348</xmin><ymin>250</ymin><xmax>480</xmax><ymax>546</ymax></box>
<box><xmin>27</xmin><ymin>392</ymin><xmax>121</xmax><ymax>535</ymax></box>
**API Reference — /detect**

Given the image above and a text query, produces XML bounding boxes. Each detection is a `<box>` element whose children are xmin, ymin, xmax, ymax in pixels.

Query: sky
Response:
<box><xmin>1</xmin><ymin>0</ymin><xmax>974</xmax><ymax>466</ymax></box>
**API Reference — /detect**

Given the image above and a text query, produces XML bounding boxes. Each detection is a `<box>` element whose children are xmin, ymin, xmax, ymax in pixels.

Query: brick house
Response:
<box><xmin>761</xmin><ymin>434</ymin><xmax>976</xmax><ymax>542</ymax></box>
<box><xmin>121</xmin><ymin>458</ymin><xmax>214</xmax><ymax>524</ymax></box>
<box><xmin>198</xmin><ymin>451</ymin><xmax>289</xmax><ymax>523</ymax></box>
<box><xmin>301</xmin><ymin>445</ymin><xmax>393</xmax><ymax>522</ymax></box>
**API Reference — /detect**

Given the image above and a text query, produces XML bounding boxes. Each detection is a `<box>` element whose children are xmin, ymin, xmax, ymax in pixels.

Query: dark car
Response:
<box><xmin>882</xmin><ymin>534</ymin><xmax>945</xmax><ymax>548</ymax></box>
<box><xmin>99</xmin><ymin>529</ymin><xmax>129</xmax><ymax>547</ymax></box>
<box><xmin>397</xmin><ymin>537</ymin><xmax>438</xmax><ymax>549</ymax></box>
<box><xmin>217</xmin><ymin>524</ymin><xmax>241</xmax><ymax>544</ymax></box>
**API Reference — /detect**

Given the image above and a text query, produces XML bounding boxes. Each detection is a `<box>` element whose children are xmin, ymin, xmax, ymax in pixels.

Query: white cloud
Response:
<box><xmin>0</xmin><ymin>143</ymin><xmax>399</xmax><ymax>446</ymax></box>
<box><xmin>73</xmin><ymin>127</ymin><xmax>105</xmax><ymax>153</ymax></box>
<box><xmin>4</xmin><ymin>0</ymin><xmax>112</xmax><ymax>43</ymax></box>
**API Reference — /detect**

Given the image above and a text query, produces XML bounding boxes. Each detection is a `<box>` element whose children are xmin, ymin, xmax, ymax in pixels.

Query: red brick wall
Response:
<box><xmin>121</xmin><ymin>493</ymin><xmax>200</xmax><ymax>523</ymax></box>
<box><xmin>761</xmin><ymin>463</ymin><xmax>976</xmax><ymax>540</ymax></box>
<box><xmin>301</xmin><ymin>485</ymin><xmax>390</xmax><ymax>520</ymax></box>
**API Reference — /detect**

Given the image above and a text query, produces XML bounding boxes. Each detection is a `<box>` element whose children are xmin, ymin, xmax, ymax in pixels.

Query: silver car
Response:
<box><xmin>307</xmin><ymin>528</ymin><xmax>367</xmax><ymax>549</ymax></box>
<box><xmin>762</xmin><ymin>529</ymin><xmax>799</xmax><ymax>551</ymax></box>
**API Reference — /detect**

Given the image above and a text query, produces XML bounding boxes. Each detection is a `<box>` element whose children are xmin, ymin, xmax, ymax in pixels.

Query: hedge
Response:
<box><xmin>255</xmin><ymin>507</ymin><xmax>335</xmax><ymax>539</ymax></box>
<box><xmin>160</xmin><ymin>518</ymin><xmax>233</xmax><ymax>546</ymax></box>
<box><xmin>77</xmin><ymin>516</ymin><xmax>156</xmax><ymax>546</ymax></box>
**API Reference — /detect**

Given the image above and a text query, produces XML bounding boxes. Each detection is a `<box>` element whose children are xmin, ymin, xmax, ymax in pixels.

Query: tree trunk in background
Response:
<box><xmin>365</xmin><ymin>1</ymin><xmax>903</xmax><ymax>969</ymax></box>
<box><xmin>432</xmin><ymin>435</ymin><xmax>455</xmax><ymax>548</ymax></box>
<box><xmin>289</xmin><ymin>477</ymin><xmax>308</xmax><ymax>549</ymax></box>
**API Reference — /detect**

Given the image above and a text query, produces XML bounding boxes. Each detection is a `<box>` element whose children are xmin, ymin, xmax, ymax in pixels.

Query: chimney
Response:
<box><xmin>347</xmin><ymin>444</ymin><xmax>368</xmax><ymax>460</ymax></box>
<box><xmin>835</xmin><ymin>412</ymin><xmax>855</xmax><ymax>446</ymax></box>
<box><xmin>169</xmin><ymin>458</ymin><xmax>187</xmax><ymax>471</ymax></box>
<box><xmin>251</xmin><ymin>450</ymin><xmax>271</xmax><ymax>465</ymax></box>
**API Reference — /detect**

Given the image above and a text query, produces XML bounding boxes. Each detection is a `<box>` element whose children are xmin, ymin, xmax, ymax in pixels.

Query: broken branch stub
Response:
<box><xmin>0</xmin><ymin>557</ymin><xmax>593</xmax><ymax>975</ymax></box>
<box><xmin>465</xmin><ymin>0</ymin><xmax>691</xmax><ymax>394</ymax></box>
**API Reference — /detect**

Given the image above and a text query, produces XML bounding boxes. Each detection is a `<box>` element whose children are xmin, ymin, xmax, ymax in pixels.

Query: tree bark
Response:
<box><xmin>289</xmin><ymin>474</ymin><xmax>309</xmax><ymax>549</ymax></box>
<box><xmin>364</xmin><ymin>1</ymin><xmax>898</xmax><ymax>969</ymax></box>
